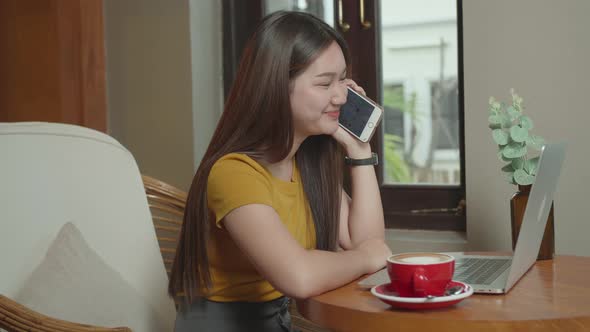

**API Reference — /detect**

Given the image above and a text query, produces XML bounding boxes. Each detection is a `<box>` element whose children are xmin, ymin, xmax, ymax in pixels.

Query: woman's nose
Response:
<box><xmin>331</xmin><ymin>86</ymin><xmax>348</xmax><ymax>105</ymax></box>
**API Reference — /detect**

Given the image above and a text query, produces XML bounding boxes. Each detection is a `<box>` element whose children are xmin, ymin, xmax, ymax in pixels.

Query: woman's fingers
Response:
<box><xmin>345</xmin><ymin>79</ymin><xmax>366</xmax><ymax>96</ymax></box>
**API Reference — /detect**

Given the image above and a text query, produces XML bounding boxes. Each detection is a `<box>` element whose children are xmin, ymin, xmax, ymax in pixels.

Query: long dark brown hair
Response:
<box><xmin>168</xmin><ymin>11</ymin><xmax>351</xmax><ymax>302</ymax></box>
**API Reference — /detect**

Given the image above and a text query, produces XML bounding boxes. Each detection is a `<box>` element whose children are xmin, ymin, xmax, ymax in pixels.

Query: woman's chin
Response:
<box><xmin>300</xmin><ymin>121</ymin><xmax>340</xmax><ymax>137</ymax></box>
<box><xmin>322</xmin><ymin>121</ymin><xmax>341</xmax><ymax>135</ymax></box>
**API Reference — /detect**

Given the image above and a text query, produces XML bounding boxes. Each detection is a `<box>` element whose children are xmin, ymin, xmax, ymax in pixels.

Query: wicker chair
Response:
<box><xmin>0</xmin><ymin>295</ymin><xmax>131</xmax><ymax>332</ymax></box>
<box><xmin>141</xmin><ymin>175</ymin><xmax>187</xmax><ymax>277</ymax></box>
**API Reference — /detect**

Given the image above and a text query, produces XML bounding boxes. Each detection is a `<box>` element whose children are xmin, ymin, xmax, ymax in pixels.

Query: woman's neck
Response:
<box><xmin>261</xmin><ymin>133</ymin><xmax>306</xmax><ymax>182</ymax></box>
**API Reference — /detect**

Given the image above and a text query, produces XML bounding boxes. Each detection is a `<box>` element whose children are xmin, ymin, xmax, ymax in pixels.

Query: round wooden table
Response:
<box><xmin>297</xmin><ymin>255</ymin><xmax>590</xmax><ymax>331</ymax></box>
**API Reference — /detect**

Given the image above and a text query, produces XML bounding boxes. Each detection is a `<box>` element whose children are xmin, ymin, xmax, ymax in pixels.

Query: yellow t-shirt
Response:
<box><xmin>204</xmin><ymin>153</ymin><xmax>317</xmax><ymax>302</ymax></box>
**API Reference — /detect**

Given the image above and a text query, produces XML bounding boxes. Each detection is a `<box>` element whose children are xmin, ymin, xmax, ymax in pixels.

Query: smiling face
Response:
<box><xmin>289</xmin><ymin>41</ymin><xmax>348</xmax><ymax>140</ymax></box>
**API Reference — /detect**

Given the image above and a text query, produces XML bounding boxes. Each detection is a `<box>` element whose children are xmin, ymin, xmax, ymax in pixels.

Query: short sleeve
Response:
<box><xmin>207</xmin><ymin>155</ymin><xmax>273</xmax><ymax>228</ymax></box>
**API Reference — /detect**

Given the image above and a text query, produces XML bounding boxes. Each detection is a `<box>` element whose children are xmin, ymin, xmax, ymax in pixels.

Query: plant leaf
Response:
<box><xmin>489</xmin><ymin>101</ymin><xmax>501</xmax><ymax>111</ymax></box>
<box><xmin>489</xmin><ymin>122</ymin><xmax>502</xmax><ymax>130</ymax></box>
<box><xmin>488</xmin><ymin>114</ymin><xmax>503</xmax><ymax>124</ymax></box>
<box><xmin>526</xmin><ymin>135</ymin><xmax>545</xmax><ymax>150</ymax></box>
<box><xmin>498</xmin><ymin>150</ymin><xmax>512</xmax><ymax>162</ymax></box>
<box><xmin>510</xmin><ymin>125</ymin><xmax>529</xmax><ymax>143</ymax></box>
<box><xmin>507</xmin><ymin>106</ymin><xmax>521</xmax><ymax>121</ymax></box>
<box><xmin>519</xmin><ymin>115</ymin><xmax>534</xmax><ymax>130</ymax></box>
<box><xmin>513</xmin><ymin>102</ymin><xmax>523</xmax><ymax>113</ymax></box>
<box><xmin>502</xmin><ymin>142</ymin><xmax>527</xmax><ymax>158</ymax></box>
<box><xmin>492</xmin><ymin>129</ymin><xmax>509</xmax><ymax>145</ymax></box>
<box><xmin>502</xmin><ymin>163</ymin><xmax>515</xmax><ymax>172</ymax></box>
<box><xmin>511</xmin><ymin>158</ymin><xmax>525</xmax><ymax>170</ymax></box>
<box><xmin>501</xmin><ymin>115</ymin><xmax>513</xmax><ymax>129</ymax></box>
<box><xmin>504</xmin><ymin>171</ymin><xmax>516</xmax><ymax>184</ymax></box>
<box><xmin>488</xmin><ymin>102</ymin><xmax>500</xmax><ymax>114</ymax></box>
<box><xmin>525</xmin><ymin>157</ymin><xmax>540</xmax><ymax>175</ymax></box>
<box><xmin>514</xmin><ymin>169</ymin><xmax>534</xmax><ymax>185</ymax></box>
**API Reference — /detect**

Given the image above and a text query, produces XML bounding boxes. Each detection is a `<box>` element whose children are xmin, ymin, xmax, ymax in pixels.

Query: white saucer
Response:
<box><xmin>370</xmin><ymin>280</ymin><xmax>473</xmax><ymax>310</ymax></box>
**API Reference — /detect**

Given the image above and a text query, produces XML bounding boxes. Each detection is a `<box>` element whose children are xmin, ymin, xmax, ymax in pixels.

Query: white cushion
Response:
<box><xmin>16</xmin><ymin>222</ymin><xmax>165</xmax><ymax>331</ymax></box>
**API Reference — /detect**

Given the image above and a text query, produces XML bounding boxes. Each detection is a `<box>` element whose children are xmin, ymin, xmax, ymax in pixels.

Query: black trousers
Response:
<box><xmin>174</xmin><ymin>296</ymin><xmax>292</xmax><ymax>332</ymax></box>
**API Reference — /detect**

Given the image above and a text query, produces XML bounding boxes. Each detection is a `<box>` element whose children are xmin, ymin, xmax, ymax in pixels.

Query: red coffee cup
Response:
<box><xmin>387</xmin><ymin>252</ymin><xmax>455</xmax><ymax>298</ymax></box>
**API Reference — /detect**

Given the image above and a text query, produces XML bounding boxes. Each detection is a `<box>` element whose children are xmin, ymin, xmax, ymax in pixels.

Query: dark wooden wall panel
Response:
<box><xmin>0</xmin><ymin>0</ymin><xmax>106</xmax><ymax>132</ymax></box>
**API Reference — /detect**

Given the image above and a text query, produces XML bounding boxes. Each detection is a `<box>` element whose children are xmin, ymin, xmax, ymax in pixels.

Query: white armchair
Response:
<box><xmin>0</xmin><ymin>122</ymin><xmax>176</xmax><ymax>331</ymax></box>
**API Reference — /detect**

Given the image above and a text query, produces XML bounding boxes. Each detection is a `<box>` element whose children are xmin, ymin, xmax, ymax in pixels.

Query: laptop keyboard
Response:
<box><xmin>453</xmin><ymin>258</ymin><xmax>512</xmax><ymax>285</ymax></box>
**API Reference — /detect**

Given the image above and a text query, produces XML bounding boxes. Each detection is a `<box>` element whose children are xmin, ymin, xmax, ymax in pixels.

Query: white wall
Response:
<box><xmin>104</xmin><ymin>0</ymin><xmax>221</xmax><ymax>191</ymax></box>
<box><xmin>463</xmin><ymin>0</ymin><xmax>590</xmax><ymax>256</ymax></box>
<box><xmin>188</xmin><ymin>0</ymin><xmax>223</xmax><ymax>170</ymax></box>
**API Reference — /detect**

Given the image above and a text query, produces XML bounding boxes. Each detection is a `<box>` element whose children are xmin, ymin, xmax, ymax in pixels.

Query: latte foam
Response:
<box><xmin>397</xmin><ymin>256</ymin><xmax>445</xmax><ymax>264</ymax></box>
<box><xmin>389</xmin><ymin>253</ymin><xmax>452</xmax><ymax>265</ymax></box>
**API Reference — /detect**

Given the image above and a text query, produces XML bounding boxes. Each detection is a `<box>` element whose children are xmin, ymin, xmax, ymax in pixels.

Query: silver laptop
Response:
<box><xmin>359</xmin><ymin>142</ymin><xmax>567</xmax><ymax>294</ymax></box>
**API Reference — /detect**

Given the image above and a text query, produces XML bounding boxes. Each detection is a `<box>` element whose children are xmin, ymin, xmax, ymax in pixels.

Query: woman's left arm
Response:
<box><xmin>334</xmin><ymin>80</ymin><xmax>385</xmax><ymax>249</ymax></box>
<box><xmin>337</xmin><ymin>147</ymin><xmax>385</xmax><ymax>249</ymax></box>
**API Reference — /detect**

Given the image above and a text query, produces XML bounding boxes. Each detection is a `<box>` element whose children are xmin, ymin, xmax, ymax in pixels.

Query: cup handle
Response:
<box><xmin>413</xmin><ymin>268</ymin><xmax>429</xmax><ymax>297</ymax></box>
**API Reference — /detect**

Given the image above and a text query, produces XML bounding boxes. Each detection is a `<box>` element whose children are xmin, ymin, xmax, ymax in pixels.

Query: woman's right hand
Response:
<box><xmin>354</xmin><ymin>238</ymin><xmax>392</xmax><ymax>274</ymax></box>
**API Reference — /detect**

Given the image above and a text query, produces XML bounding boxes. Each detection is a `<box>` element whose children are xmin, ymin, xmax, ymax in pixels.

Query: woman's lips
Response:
<box><xmin>326</xmin><ymin>111</ymin><xmax>340</xmax><ymax>119</ymax></box>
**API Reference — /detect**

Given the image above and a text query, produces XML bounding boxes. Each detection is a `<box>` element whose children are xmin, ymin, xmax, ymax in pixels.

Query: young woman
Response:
<box><xmin>170</xmin><ymin>11</ymin><xmax>392</xmax><ymax>332</ymax></box>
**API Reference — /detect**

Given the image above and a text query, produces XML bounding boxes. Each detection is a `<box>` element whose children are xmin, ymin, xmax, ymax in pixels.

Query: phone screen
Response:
<box><xmin>338</xmin><ymin>88</ymin><xmax>375</xmax><ymax>137</ymax></box>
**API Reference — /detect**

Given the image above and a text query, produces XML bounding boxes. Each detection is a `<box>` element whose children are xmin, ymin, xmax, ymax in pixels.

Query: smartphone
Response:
<box><xmin>338</xmin><ymin>87</ymin><xmax>383</xmax><ymax>143</ymax></box>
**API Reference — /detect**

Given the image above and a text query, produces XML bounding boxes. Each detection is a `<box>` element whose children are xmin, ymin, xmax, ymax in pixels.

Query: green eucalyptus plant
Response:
<box><xmin>488</xmin><ymin>89</ymin><xmax>545</xmax><ymax>186</ymax></box>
